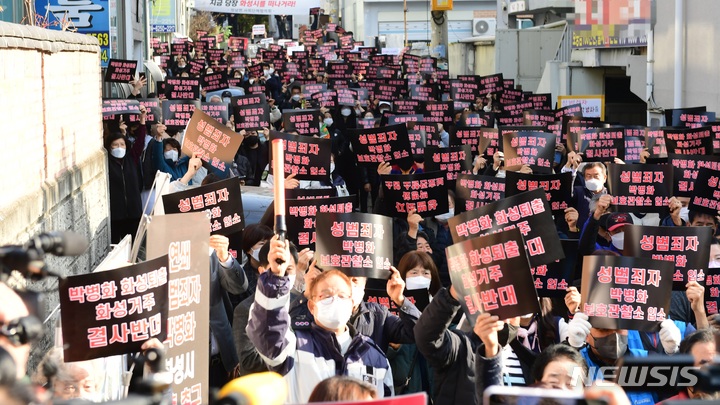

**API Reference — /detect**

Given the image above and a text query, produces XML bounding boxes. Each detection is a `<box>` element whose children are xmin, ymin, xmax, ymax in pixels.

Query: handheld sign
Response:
<box><xmin>286</xmin><ymin>196</ymin><xmax>356</xmax><ymax>250</ymax></box>
<box><xmin>577</xmin><ymin>127</ymin><xmax>625</xmax><ymax>162</ymax></box>
<box><xmin>505</xmin><ymin>172</ymin><xmax>572</xmax><ymax>215</ymax></box>
<box><xmin>703</xmin><ymin>268</ymin><xmax>720</xmax><ymax>316</ymax></box>
<box><xmin>446</xmin><ymin>228</ymin><xmax>541</xmax><ymax>324</ymax></box>
<box><xmin>105</xmin><ymin>59</ymin><xmax>138</xmax><ymax>83</ymax></box>
<box><xmin>532</xmin><ymin>239</ymin><xmax>578</xmax><ymax>298</ymax></box>
<box><xmin>455</xmin><ymin>174</ymin><xmax>506</xmax><ymax>214</ymax></box>
<box><xmin>315</xmin><ymin>212</ymin><xmax>394</xmax><ymax>279</ymax></box>
<box><xmin>380</xmin><ymin>171</ymin><xmax>450</xmax><ymax>218</ymax></box>
<box><xmin>451</xmin><ymin>127</ymin><xmax>496</xmax><ymax>156</ymax></box>
<box><xmin>423</xmin><ymin>145</ymin><xmax>473</xmax><ymax>185</ymax></box>
<box><xmin>348</xmin><ymin>124</ymin><xmax>414</xmax><ymax>168</ymax></box>
<box><xmin>102</xmin><ymin>99</ymin><xmax>141</xmax><ymax>117</ymax></box>
<box><xmin>502</xmin><ymin>131</ymin><xmax>556</xmax><ymax>174</ymax></box>
<box><xmin>162</xmin><ymin>177</ymin><xmax>245</xmax><ymax>235</ymax></box>
<box><xmin>132</xmin><ymin>99</ymin><xmax>162</xmax><ymax>125</ymax></box>
<box><xmin>201</xmin><ymin>102</ymin><xmax>231</xmax><ymax>125</ymax></box>
<box><xmin>182</xmin><ymin>109</ymin><xmax>243</xmax><ymax>172</ymax></box>
<box><xmin>268</xmin><ymin>130</ymin><xmax>331</xmax><ymax>181</ymax></box>
<box><xmin>664</xmin><ymin>126</ymin><xmax>713</xmax><ymax>155</ymax></box>
<box><xmin>448</xmin><ymin>188</ymin><xmax>564</xmax><ymax>267</ymax></box>
<box><xmin>59</xmin><ymin>255</ymin><xmax>169</xmax><ymax>362</ymax></box>
<box><xmin>607</xmin><ymin>164</ymin><xmax>673</xmax><ymax>214</ymax></box>
<box><xmin>232</xmin><ymin>94</ymin><xmax>270</xmax><ymax>131</ymax></box>
<box><xmin>162</xmin><ymin>100</ymin><xmax>200</xmax><ymax>130</ymax></box>
<box><xmin>689</xmin><ymin>168</ymin><xmax>720</xmax><ymax>216</ymax></box>
<box><xmin>645</xmin><ymin>128</ymin><xmax>668</xmax><ymax>159</ymax></box>
<box><xmin>363</xmin><ymin>287</ymin><xmax>430</xmax><ymax>316</ymax></box>
<box><xmin>623</xmin><ymin>224</ymin><xmax>711</xmax><ymax>290</ymax></box>
<box><xmin>286</xmin><ymin>188</ymin><xmax>337</xmax><ymax>200</ymax></box>
<box><xmin>282</xmin><ymin>109</ymin><xmax>321</xmax><ymax>137</ymax></box>
<box><xmin>581</xmin><ymin>255</ymin><xmax>673</xmax><ymax>331</ymax></box>
<box><xmin>164</xmin><ymin>77</ymin><xmax>201</xmax><ymax>100</ymax></box>
<box><xmin>669</xmin><ymin>154</ymin><xmax>720</xmax><ymax>197</ymax></box>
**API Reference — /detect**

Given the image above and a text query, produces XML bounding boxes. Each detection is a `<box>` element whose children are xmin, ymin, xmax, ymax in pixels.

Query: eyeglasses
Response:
<box><xmin>312</xmin><ymin>294</ymin><xmax>351</xmax><ymax>305</ymax></box>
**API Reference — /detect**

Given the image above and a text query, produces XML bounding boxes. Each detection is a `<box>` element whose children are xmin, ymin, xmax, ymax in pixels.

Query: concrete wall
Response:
<box><xmin>495</xmin><ymin>27</ymin><xmax>564</xmax><ymax>92</ymax></box>
<box><xmin>0</xmin><ymin>21</ymin><xmax>109</xmax><ymax>370</ymax></box>
<box><xmin>653</xmin><ymin>0</ymin><xmax>720</xmax><ymax>112</ymax></box>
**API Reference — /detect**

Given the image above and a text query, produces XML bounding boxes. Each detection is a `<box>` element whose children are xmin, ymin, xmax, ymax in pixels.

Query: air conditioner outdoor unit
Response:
<box><xmin>472</xmin><ymin>18</ymin><xmax>497</xmax><ymax>37</ymax></box>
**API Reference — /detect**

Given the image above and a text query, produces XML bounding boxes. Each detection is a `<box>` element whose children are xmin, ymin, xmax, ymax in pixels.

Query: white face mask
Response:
<box><xmin>223</xmin><ymin>97</ymin><xmax>231</xmax><ymax>103</ymax></box>
<box><xmin>323</xmin><ymin>118</ymin><xmax>334</xmax><ymax>127</ymax></box>
<box><xmin>111</xmin><ymin>147</ymin><xmax>126</xmax><ymax>159</ymax></box>
<box><xmin>611</xmin><ymin>232</ymin><xmax>624</xmax><ymax>250</ymax></box>
<box><xmin>251</xmin><ymin>247</ymin><xmax>262</xmax><ymax>262</ymax></box>
<box><xmin>315</xmin><ymin>297</ymin><xmax>354</xmax><ymax>330</ymax></box>
<box><xmin>435</xmin><ymin>208</ymin><xmax>455</xmax><ymax>222</ymax></box>
<box><xmin>483</xmin><ymin>105</ymin><xmax>492</xmax><ymax>112</ymax></box>
<box><xmin>679</xmin><ymin>207</ymin><xmax>690</xmax><ymax>223</ymax></box>
<box><xmin>341</xmin><ymin>108</ymin><xmax>351</xmax><ymax>117</ymax></box>
<box><xmin>164</xmin><ymin>149</ymin><xmax>179</xmax><ymax>162</ymax></box>
<box><xmin>709</xmin><ymin>260</ymin><xmax>720</xmax><ymax>268</ymax></box>
<box><xmin>351</xmin><ymin>285</ymin><xmax>365</xmax><ymax>306</ymax></box>
<box><xmin>292</xmin><ymin>94</ymin><xmax>301</xmax><ymax>101</ymax></box>
<box><xmin>496</xmin><ymin>169</ymin><xmax>506</xmax><ymax>178</ymax></box>
<box><xmin>405</xmin><ymin>276</ymin><xmax>431</xmax><ymax>291</ymax></box>
<box><xmin>585</xmin><ymin>178</ymin><xmax>604</xmax><ymax>192</ymax></box>
<box><xmin>249</xmin><ymin>78</ymin><xmax>255</xmax><ymax>84</ymax></box>
<box><xmin>355</xmin><ymin>108</ymin><xmax>363</xmax><ymax>116</ymax></box>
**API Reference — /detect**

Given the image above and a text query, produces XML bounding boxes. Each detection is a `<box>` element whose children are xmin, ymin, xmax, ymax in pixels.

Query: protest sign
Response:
<box><xmin>448</xmin><ymin>188</ymin><xmax>564</xmax><ymax>267</ymax></box>
<box><xmin>147</xmin><ymin>212</ymin><xmax>210</xmax><ymax>405</ymax></box>
<box><xmin>455</xmin><ymin>174</ymin><xmax>505</xmax><ymax>214</ymax></box>
<box><xmin>336</xmin><ymin>88</ymin><xmax>358</xmax><ymax>107</ymax></box>
<box><xmin>201</xmin><ymin>102</ymin><xmax>230</xmax><ymax>125</ymax></box>
<box><xmin>388</xmin><ymin>114</ymin><xmax>423</xmax><ymax>126</ymax></box>
<box><xmin>664</xmin><ymin>126</ymin><xmax>713</xmax><ymax>155</ymax></box>
<box><xmin>162</xmin><ymin>177</ymin><xmax>244</xmax><ymax>236</ymax></box>
<box><xmin>558</xmin><ymin>95</ymin><xmax>604</xmax><ymax>119</ymax></box>
<box><xmin>102</xmin><ymin>99</ymin><xmax>140</xmax><ymax>117</ymax></box>
<box><xmin>581</xmin><ymin>255</ymin><xmax>673</xmax><ymax>331</ymax></box>
<box><xmin>645</xmin><ymin>127</ymin><xmax>668</xmax><ymax>160</ymax></box>
<box><xmin>522</xmin><ymin>110</ymin><xmax>556</xmax><ymax>128</ymax></box>
<box><xmin>286</xmin><ymin>196</ymin><xmax>356</xmax><ymax>250</ymax></box>
<box><xmin>105</xmin><ymin>59</ymin><xmax>138</xmax><ymax>83</ymax></box>
<box><xmin>348</xmin><ymin>124</ymin><xmax>413</xmax><ymax>168</ymax></box>
<box><xmin>423</xmin><ymin>145</ymin><xmax>473</xmax><ymax>185</ymax></box>
<box><xmin>282</xmin><ymin>109</ymin><xmax>321</xmax><ymax>137</ymax></box>
<box><xmin>131</xmin><ymin>98</ymin><xmax>162</xmax><ymax>125</ymax></box>
<box><xmin>171</xmin><ymin>39</ymin><xmax>189</xmax><ymax>57</ymax></box>
<box><xmin>458</xmin><ymin>112</ymin><xmax>494</xmax><ymax>128</ymax></box>
<box><xmin>421</xmin><ymin>101</ymin><xmax>453</xmax><ymax>125</ymax></box>
<box><xmin>576</xmin><ymin>128</ymin><xmax>624</xmax><ymax>162</ymax></box>
<box><xmin>409</xmin><ymin>84</ymin><xmax>438</xmax><ymax>102</ymax></box>
<box><xmin>449</xmin><ymin>79</ymin><xmax>480</xmax><ymax>107</ymax></box>
<box><xmin>527</xmin><ymin>93</ymin><xmax>552</xmax><ymax>110</ymax></box>
<box><xmin>363</xmin><ymin>287</ymin><xmax>430</xmax><ymax>316</ymax></box>
<box><xmin>451</xmin><ymin>127</ymin><xmax>496</xmax><ymax>156</ymax></box>
<box><xmin>505</xmin><ymin>172</ymin><xmax>572</xmax><ymax>215</ymax></box>
<box><xmin>394</xmin><ymin>100</ymin><xmax>422</xmax><ymax>114</ymax></box>
<box><xmin>623</xmin><ymin>225</ymin><xmax>711</xmax><ymax>290</ymax></box>
<box><xmin>307</xmin><ymin>393</ymin><xmax>428</xmax><ymax>405</ymax></box>
<box><xmin>182</xmin><ymin>109</ymin><xmax>242</xmax><ymax>172</ymax></box>
<box><xmin>301</xmin><ymin>83</ymin><xmax>328</xmax><ymax>99</ymax></box>
<box><xmin>502</xmin><ymin>131</ymin><xmax>556</xmax><ymax>174</ymax></box>
<box><xmin>311</xmin><ymin>90</ymin><xmax>338</xmax><ymax>109</ymax></box>
<box><xmin>381</xmin><ymin>171</ymin><xmax>449</xmax><ymax>218</ymax></box>
<box><xmin>201</xmin><ymin>72</ymin><xmax>228</xmax><ymax>92</ymax></box>
<box><xmin>497</xmin><ymin>113</ymin><xmax>524</xmax><ymax>126</ymax></box>
<box><xmin>164</xmin><ymin>77</ymin><xmax>201</xmax><ymax>100</ymax></box>
<box><xmin>286</xmin><ymin>188</ymin><xmax>337</xmax><ymax>199</ymax></box>
<box><xmin>59</xmin><ymin>254</ymin><xmax>169</xmax><ymax>362</ymax></box>
<box><xmin>669</xmin><ymin>154</ymin><xmax>720</xmax><ymax>197</ymax></box>
<box><xmin>689</xmin><ymin>168</ymin><xmax>720</xmax><ymax>216</ymax></box>
<box><xmin>447</xmin><ymin>228</ymin><xmax>540</xmax><ymax>324</ymax></box>
<box><xmin>532</xmin><ymin>239</ymin><xmax>578</xmax><ymax>298</ymax></box>
<box><xmin>232</xmin><ymin>94</ymin><xmax>270</xmax><ymax>131</ymax></box>
<box><xmin>268</xmin><ymin>131</ymin><xmax>331</xmax><ymax>180</ymax></box>
<box><xmin>624</xmin><ymin>133</ymin><xmax>645</xmax><ymax>164</ymax></box>
<box><xmin>565</xmin><ymin>119</ymin><xmax>602</xmax><ymax>151</ymax></box>
<box><xmin>315</xmin><ymin>212</ymin><xmax>394</xmax><ymax>279</ymax></box>
<box><xmin>162</xmin><ymin>100</ymin><xmax>200</xmax><ymax>130</ymax></box>
<box><xmin>667</xmin><ymin>106</ymin><xmax>708</xmax><ymax>127</ymax></box>
<box><xmin>703</xmin><ymin>267</ymin><xmax>720</xmax><ymax>316</ymax></box>
<box><xmin>607</xmin><ymin>164</ymin><xmax>673</xmax><ymax>214</ymax></box>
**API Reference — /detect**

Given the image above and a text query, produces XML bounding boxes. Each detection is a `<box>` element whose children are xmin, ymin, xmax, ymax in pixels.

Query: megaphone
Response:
<box><xmin>215</xmin><ymin>372</ymin><xmax>287</xmax><ymax>405</ymax></box>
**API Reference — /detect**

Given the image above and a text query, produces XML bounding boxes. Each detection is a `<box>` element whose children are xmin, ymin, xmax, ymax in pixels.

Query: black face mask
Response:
<box><xmin>497</xmin><ymin>323</ymin><xmax>519</xmax><ymax>347</ymax></box>
<box><xmin>244</xmin><ymin>136</ymin><xmax>259</xmax><ymax>147</ymax></box>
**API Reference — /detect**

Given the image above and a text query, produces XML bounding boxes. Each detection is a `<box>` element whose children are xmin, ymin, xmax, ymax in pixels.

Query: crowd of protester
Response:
<box><xmin>3</xmin><ymin>14</ymin><xmax>720</xmax><ymax>405</ymax></box>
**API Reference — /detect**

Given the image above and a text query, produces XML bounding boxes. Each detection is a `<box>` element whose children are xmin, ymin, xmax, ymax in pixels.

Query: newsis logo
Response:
<box><xmin>570</xmin><ymin>365</ymin><xmax>700</xmax><ymax>388</ymax></box>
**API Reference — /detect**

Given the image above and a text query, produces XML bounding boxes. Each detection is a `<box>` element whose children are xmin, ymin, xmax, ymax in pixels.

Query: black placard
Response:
<box><xmin>286</xmin><ymin>195</ymin><xmax>356</xmax><ymax>250</ymax></box>
<box><xmin>59</xmin><ymin>255</ymin><xmax>169</xmax><ymax>361</ymax></box>
<box><xmin>286</xmin><ymin>188</ymin><xmax>337</xmax><ymax>200</ymax></box>
<box><xmin>282</xmin><ymin>109</ymin><xmax>321</xmax><ymax>137</ymax></box>
<box><xmin>381</xmin><ymin>171</ymin><xmax>450</xmax><ymax>218</ymax></box>
<box><xmin>232</xmin><ymin>94</ymin><xmax>270</xmax><ymax>131</ymax></box>
<box><xmin>689</xmin><ymin>167</ymin><xmax>720</xmax><ymax>216</ymax></box>
<box><xmin>269</xmin><ymin>131</ymin><xmax>331</xmax><ymax>180</ymax></box>
<box><xmin>577</xmin><ymin>127</ymin><xmax>625</xmax><ymax>162</ymax></box>
<box><xmin>449</xmin><ymin>79</ymin><xmax>480</xmax><ymax>105</ymax></box>
<box><xmin>451</xmin><ymin>127</ymin><xmax>496</xmax><ymax>156</ymax></box>
<box><xmin>581</xmin><ymin>255</ymin><xmax>674</xmax><ymax>331</ymax></box>
<box><xmin>505</xmin><ymin>172</ymin><xmax>572</xmax><ymax>215</ymax></box>
<box><xmin>188</xmin><ymin>59</ymin><xmax>206</xmax><ymax>76</ymax></box>
<box><xmin>607</xmin><ymin>164</ymin><xmax>673</xmax><ymax>214</ymax></box>
<box><xmin>664</xmin><ymin>126</ymin><xmax>713</xmax><ymax>155</ymax></box>
<box><xmin>531</xmin><ymin>239</ymin><xmax>578</xmax><ymax>298</ymax></box>
<box><xmin>624</xmin><ymin>132</ymin><xmax>645</xmax><ymax>164</ymax></box>
<box><xmin>502</xmin><ymin>131</ymin><xmax>556</xmax><ymax>174</ymax></box>
<box><xmin>702</xmin><ymin>268</ymin><xmax>720</xmax><ymax>316</ymax></box>
<box><xmin>311</xmin><ymin>90</ymin><xmax>338</xmax><ymax>109</ymax></box>
<box><xmin>336</xmin><ymin>88</ymin><xmax>357</xmax><ymax>107</ymax></box>
<box><xmin>348</xmin><ymin>124</ymin><xmax>413</xmax><ymax>167</ymax></box>
<box><xmin>527</xmin><ymin>93</ymin><xmax>552</xmax><ymax>111</ymax></box>
<box><xmin>301</xmin><ymin>83</ymin><xmax>328</xmax><ymax>99</ymax></box>
<box><xmin>423</xmin><ymin>145</ymin><xmax>473</xmax><ymax>186</ymax></box>
<box><xmin>162</xmin><ymin>177</ymin><xmax>244</xmax><ymax>235</ymax></box>
<box><xmin>459</xmin><ymin>112</ymin><xmax>494</xmax><ymax>128</ymax></box>
<box><xmin>162</xmin><ymin>100</ymin><xmax>200</xmax><ymax>130</ymax></box>
<box><xmin>623</xmin><ymin>225</ymin><xmax>711</xmax><ymax>290</ymax></box>
<box><xmin>646</xmin><ymin>127</ymin><xmax>668</xmax><ymax>159</ymax></box>
<box><xmin>522</xmin><ymin>110</ymin><xmax>555</xmax><ymax>128</ymax></box>
<box><xmin>455</xmin><ymin>174</ymin><xmax>505</xmax><ymax>214</ymax></box>
<box><xmin>447</xmin><ymin>228</ymin><xmax>540</xmax><ymax>324</ymax></box>
<box><xmin>394</xmin><ymin>100</ymin><xmax>422</xmax><ymax>114</ymax></box>
<box><xmin>363</xmin><ymin>287</ymin><xmax>430</xmax><ymax>316</ymax></box>
<box><xmin>201</xmin><ymin>102</ymin><xmax>230</xmax><ymax>125</ymax></box>
<box><xmin>421</xmin><ymin>101</ymin><xmax>453</xmax><ymax>125</ymax></box>
<box><xmin>165</xmin><ymin>78</ymin><xmax>201</xmax><ymax>100</ymax></box>
<box><xmin>669</xmin><ymin>154</ymin><xmax>720</xmax><ymax>197</ymax></box>
<box><xmin>315</xmin><ymin>212</ymin><xmax>394</xmax><ymax>279</ymax></box>
<box><xmin>409</xmin><ymin>84</ymin><xmax>438</xmax><ymax>102</ymax></box>
<box><xmin>105</xmin><ymin>59</ymin><xmax>138</xmax><ymax>83</ymax></box>
<box><xmin>102</xmin><ymin>99</ymin><xmax>140</xmax><ymax>117</ymax></box>
<box><xmin>448</xmin><ymin>188</ymin><xmax>564</xmax><ymax>267</ymax></box>
<box><xmin>129</xmin><ymin>99</ymin><xmax>162</xmax><ymax>125</ymax></box>
<box><xmin>667</xmin><ymin>106</ymin><xmax>707</xmax><ymax>127</ymax></box>
<box><xmin>201</xmin><ymin>72</ymin><xmax>228</xmax><ymax>92</ymax></box>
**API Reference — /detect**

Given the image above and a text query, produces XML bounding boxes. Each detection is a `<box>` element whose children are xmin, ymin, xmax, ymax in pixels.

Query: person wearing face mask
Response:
<box><xmin>231</xmin><ymin>224</ymin><xmax>275</xmax><ymax>306</ymax></box>
<box><xmin>386</xmin><ymin>251</ymin><xmax>441</xmax><ymax>395</ymax></box>
<box><xmin>260</xmin><ymin>62</ymin><xmax>283</xmax><ymax>101</ymax></box>
<box><xmin>306</xmin><ymin>153</ymin><xmax>350</xmax><ymax>196</ymax></box>
<box><xmin>247</xmin><ymin>235</ymin><xmax>395</xmax><ymax>403</ymax></box>
<box><xmin>105</xmin><ymin>133</ymin><xmax>143</xmax><ymax>244</ymax></box>
<box><xmin>569</xmin><ymin>162</ymin><xmax>609</xmax><ymax>235</ymax></box>
<box><xmin>151</xmin><ymin>134</ymin><xmax>193</xmax><ymax>182</ymax></box>
<box><xmin>566</xmin><ymin>319</ymin><xmax>655</xmax><ymax>405</ymax></box>
<box><xmin>237</xmin><ymin>129</ymin><xmax>269</xmax><ymax>186</ymax></box>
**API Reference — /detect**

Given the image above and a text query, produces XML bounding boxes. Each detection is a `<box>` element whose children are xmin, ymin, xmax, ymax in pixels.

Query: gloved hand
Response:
<box><xmin>567</xmin><ymin>312</ymin><xmax>592</xmax><ymax>348</ymax></box>
<box><xmin>659</xmin><ymin>319</ymin><xmax>681</xmax><ymax>354</ymax></box>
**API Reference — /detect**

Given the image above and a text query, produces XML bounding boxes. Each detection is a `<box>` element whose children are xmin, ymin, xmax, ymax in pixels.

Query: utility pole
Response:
<box><xmin>429</xmin><ymin>11</ymin><xmax>448</xmax><ymax>63</ymax></box>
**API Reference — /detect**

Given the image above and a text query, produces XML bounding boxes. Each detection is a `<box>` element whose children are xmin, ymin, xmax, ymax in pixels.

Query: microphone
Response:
<box><xmin>216</xmin><ymin>372</ymin><xmax>287</xmax><ymax>405</ymax></box>
<box><xmin>25</xmin><ymin>231</ymin><xmax>89</xmax><ymax>256</ymax></box>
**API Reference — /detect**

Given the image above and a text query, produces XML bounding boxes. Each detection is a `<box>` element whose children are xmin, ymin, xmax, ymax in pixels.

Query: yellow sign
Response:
<box><xmin>558</xmin><ymin>95</ymin><xmax>605</xmax><ymax>120</ymax></box>
<box><xmin>432</xmin><ymin>0</ymin><xmax>453</xmax><ymax>11</ymax></box>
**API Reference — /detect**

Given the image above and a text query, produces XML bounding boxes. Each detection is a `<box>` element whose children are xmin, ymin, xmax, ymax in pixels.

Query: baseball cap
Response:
<box><xmin>606</xmin><ymin>212</ymin><xmax>633</xmax><ymax>232</ymax></box>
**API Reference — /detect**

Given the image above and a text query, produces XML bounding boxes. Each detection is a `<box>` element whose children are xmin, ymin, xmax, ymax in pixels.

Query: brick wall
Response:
<box><xmin>0</xmin><ymin>22</ymin><xmax>109</xmax><ymax>371</ymax></box>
